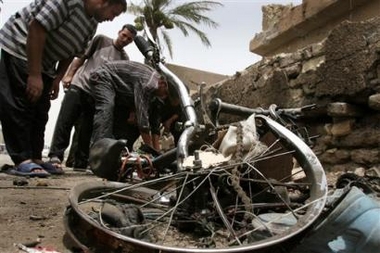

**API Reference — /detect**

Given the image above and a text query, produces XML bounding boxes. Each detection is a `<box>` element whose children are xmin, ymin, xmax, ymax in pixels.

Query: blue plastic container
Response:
<box><xmin>292</xmin><ymin>186</ymin><xmax>380</xmax><ymax>253</ymax></box>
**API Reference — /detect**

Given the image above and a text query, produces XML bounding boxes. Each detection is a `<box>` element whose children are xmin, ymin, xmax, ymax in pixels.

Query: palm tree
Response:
<box><xmin>129</xmin><ymin>0</ymin><xmax>223</xmax><ymax>58</ymax></box>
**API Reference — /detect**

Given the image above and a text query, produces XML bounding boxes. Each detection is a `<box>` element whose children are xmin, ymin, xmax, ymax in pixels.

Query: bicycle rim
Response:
<box><xmin>66</xmin><ymin>115</ymin><xmax>327</xmax><ymax>253</ymax></box>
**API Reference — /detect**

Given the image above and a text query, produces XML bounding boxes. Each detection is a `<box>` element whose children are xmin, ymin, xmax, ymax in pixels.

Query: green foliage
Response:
<box><xmin>128</xmin><ymin>0</ymin><xmax>223</xmax><ymax>58</ymax></box>
<box><xmin>135</xmin><ymin>22</ymin><xmax>144</xmax><ymax>31</ymax></box>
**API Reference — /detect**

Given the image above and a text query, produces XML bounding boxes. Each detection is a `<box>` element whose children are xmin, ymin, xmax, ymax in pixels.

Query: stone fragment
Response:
<box><xmin>327</xmin><ymin>102</ymin><xmax>364</xmax><ymax>117</ymax></box>
<box><xmin>351</xmin><ymin>149</ymin><xmax>380</xmax><ymax>164</ymax></box>
<box><xmin>301</xmin><ymin>56</ymin><xmax>325</xmax><ymax>73</ymax></box>
<box><xmin>368</xmin><ymin>93</ymin><xmax>380</xmax><ymax>111</ymax></box>
<box><xmin>354</xmin><ymin>167</ymin><xmax>366</xmax><ymax>177</ymax></box>
<box><xmin>330</xmin><ymin>119</ymin><xmax>355</xmax><ymax>137</ymax></box>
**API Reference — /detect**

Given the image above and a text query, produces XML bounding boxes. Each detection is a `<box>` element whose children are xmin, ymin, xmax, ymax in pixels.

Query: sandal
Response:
<box><xmin>8</xmin><ymin>162</ymin><xmax>50</xmax><ymax>178</ymax></box>
<box><xmin>40</xmin><ymin>162</ymin><xmax>65</xmax><ymax>175</ymax></box>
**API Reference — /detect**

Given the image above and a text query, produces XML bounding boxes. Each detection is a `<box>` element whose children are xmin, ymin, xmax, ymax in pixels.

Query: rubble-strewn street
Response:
<box><xmin>0</xmin><ymin>154</ymin><xmax>100</xmax><ymax>253</ymax></box>
<box><xmin>1</xmin><ymin>155</ymin><xmax>380</xmax><ymax>253</ymax></box>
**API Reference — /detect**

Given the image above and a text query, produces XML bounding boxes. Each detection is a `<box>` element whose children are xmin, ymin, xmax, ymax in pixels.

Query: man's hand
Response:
<box><xmin>50</xmin><ymin>77</ymin><xmax>60</xmax><ymax>100</ymax></box>
<box><xmin>163</xmin><ymin>114</ymin><xmax>179</xmax><ymax>133</ymax></box>
<box><xmin>61</xmin><ymin>75</ymin><xmax>72</xmax><ymax>89</ymax></box>
<box><xmin>163</xmin><ymin>119</ymin><xmax>172</xmax><ymax>133</ymax></box>
<box><xmin>26</xmin><ymin>75</ymin><xmax>43</xmax><ymax>103</ymax></box>
<box><xmin>127</xmin><ymin>111</ymin><xmax>137</xmax><ymax>125</ymax></box>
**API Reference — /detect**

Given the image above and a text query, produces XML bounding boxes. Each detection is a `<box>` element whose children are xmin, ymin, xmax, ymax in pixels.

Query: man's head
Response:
<box><xmin>114</xmin><ymin>24</ymin><xmax>137</xmax><ymax>49</ymax></box>
<box><xmin>155</xmin><ymin>76</ymin><xmax>168</xmax><ymax>99</ymax></box>
<box><xmin>84</xmin><ymin>0</ymin><xmax>127</xmax><ymax>23</ymax></box>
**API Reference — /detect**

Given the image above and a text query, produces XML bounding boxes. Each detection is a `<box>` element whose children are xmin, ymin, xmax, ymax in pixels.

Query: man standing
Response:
<box><xmin>48</xmin><ymin>24</ymin><xmax>137</xmax><ymax>170</ymax></box>
<box><xmin>90</xmin><ymin>61</ymin><xmax>168</xmax><ymax>151</ymax></box>
<box><xmin>0</xmin><ymin>0</ymin><xmax>127</xmax><ymax>176</ymax></box>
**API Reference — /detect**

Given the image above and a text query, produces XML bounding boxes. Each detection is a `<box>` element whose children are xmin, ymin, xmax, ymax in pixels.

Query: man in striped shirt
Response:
<box><xmin>89</xmin><ymin>61</ymin><xmax>168</xmax><ymax>151</ymax></box>
<box><xmin>0</xmin><ymin>0</ymin><xmax>127</xmax><ymax>175</ymax></box>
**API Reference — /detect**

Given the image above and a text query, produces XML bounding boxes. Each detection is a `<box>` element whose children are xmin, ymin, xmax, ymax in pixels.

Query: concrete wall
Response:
<box><xmin>203</xmin><ymin>16</ymin><xmax>380</xmax><ymax>172</ymax></box>
<box><xmin>250</xmin><ymin>0</ymin><xmax>380</xmax><ymax>56</ymax></box>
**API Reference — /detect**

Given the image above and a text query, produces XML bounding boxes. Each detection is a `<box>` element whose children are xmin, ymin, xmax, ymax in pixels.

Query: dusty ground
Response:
<box><xmin>0</xmin><ymin>154</ymin><xmax>345</xmax><ymax>253</ymax></box>
<box><xmin>0</xmin><ymin>154</ymin><xmax>102</xmax><ymax>253</ymax></box>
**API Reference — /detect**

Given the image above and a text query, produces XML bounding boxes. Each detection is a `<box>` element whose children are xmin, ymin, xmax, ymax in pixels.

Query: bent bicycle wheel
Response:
<box><xmin>66</xmin><ymin>115</ymin><xmax>327</xmax><ymax>253</ymax></box>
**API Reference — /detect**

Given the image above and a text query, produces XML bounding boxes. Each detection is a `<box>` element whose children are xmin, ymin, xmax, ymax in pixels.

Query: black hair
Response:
<box><xmin>122</xmin><ymin>24</ymin><xmax>137</xmax><ymax>36</ymax></box>
<box><xmin>108</xmin><ymin>0</ymin><xmax>127</xmax><ymax>12</ymax></box>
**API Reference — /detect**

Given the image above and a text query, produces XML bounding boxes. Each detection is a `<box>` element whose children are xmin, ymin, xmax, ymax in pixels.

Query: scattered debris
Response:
<box><xmin>21</xmin><ymin>238</ymin><xmax>41</xmax><ymax>248</ymax></box>
<box><xmin>29</xmin><ymin>215</ymin><xmax>48</xmax><ymax>221</ymax></box>
<box><xmin>14</xmin><ymin>243</ymin><xmax>61</xmax><ymax>253</ymax></box>
<box><xmin>13</xmin><ymin>178</ymin><xmax>28</xmax><ymax>186</ymax></box>
<box><xmin>36</xmin><ymin>180</ymin><xmax>49</xmax><ymax>187</ymax></box>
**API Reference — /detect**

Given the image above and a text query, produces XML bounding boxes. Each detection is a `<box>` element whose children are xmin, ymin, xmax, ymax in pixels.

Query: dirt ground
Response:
<box><xmin>0</xmin><ymin>153</ymin><xmax>345</xmax><ymax>253</ymax></box>
<box><xmin>0</xmin><ymin>154</ymin><xmax>102</xmax><ymax>253</ymax></box>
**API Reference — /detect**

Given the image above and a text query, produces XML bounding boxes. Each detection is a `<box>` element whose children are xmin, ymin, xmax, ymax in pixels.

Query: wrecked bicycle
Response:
<box><xmin>64</xmin><ymin>20</ymin><xmax>329</xmax><ymax>253</ymax></box>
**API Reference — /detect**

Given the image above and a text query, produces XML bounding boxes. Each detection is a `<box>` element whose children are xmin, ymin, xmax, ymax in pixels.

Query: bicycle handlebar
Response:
<box><xmin>135</xmin><ymin>24</ymin><xmax>198</xmax><ymax>170</ymax></box>
<box><xmin>209</xmin><ymin>98</ymin><xmax>315</xmax><ymax>126</ymax></box>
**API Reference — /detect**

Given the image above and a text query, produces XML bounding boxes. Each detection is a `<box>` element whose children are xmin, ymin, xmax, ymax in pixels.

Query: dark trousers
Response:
<box><xmin>113</xmin><ymin>107</ymin><xmax>140</xmax><ymax>151</ymax></box>
<box><xmin>65</xmin><ymin>121</ymin><xmax>80</xmax><ymax>167</ymax></box>
<box><xmin>91</xmin><ymin>72</ymin><xmax>140</xmax><ymax>151</ymax></box>
<box><xmin>48</xmin><ymin>85</ymin><xmax>94</xmax><ymax>164</ymax></box>
<box><xmin>0</xmin><ymin>50</ymin><xmax>52</xmax><ymax>164</ymax></box>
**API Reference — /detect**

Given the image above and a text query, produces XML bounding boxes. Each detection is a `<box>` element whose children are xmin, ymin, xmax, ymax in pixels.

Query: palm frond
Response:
<box><xmin>128</xmin><ymin>2</ymin><xmax>144</xmax><ymax>15</ymax></box>
<box><xmin>170</xmin><ymin>1</ymin><xmax>222</xmax><ymax>28</ymax></box>
<box><xmin>172</xmin><ymin>20</ymin><xmax>211</xmax><ymax>47</ymax></box>
<box><xmin>160</xmin><ymin>30</ymin><xmax>173</xmax><ymax>58</ymax></box>
<box><xmin>128</xmin><ymin>0</ymin><xmax>222</xmax><ymax>58</ymax></box>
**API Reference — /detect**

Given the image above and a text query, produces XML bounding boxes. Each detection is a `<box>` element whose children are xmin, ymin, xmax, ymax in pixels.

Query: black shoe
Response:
<box><xmin>73</xmin><ymin>161</ymin><xmax>88</xmax><ymax>171</ymax></box>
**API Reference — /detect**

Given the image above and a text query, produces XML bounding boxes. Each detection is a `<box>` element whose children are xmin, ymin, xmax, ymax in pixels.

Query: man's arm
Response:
<box><xmin>61</xmin><ymin>57</ymin><xmax>86</xmax><ymax>89</ymax></box>
<box><xmin>163</xmin><ymin>114</ymin><xmax>179</xmax><ymax>133</ymax></box>
<box><xmin>152</xmin><ymin>134</ymin><xmax>161</xmax><ymax>150</ymax></box>
<box><xmin>26</xmin><ymin>19</ymin><xmax>46</xmax><ymax>103</ymax></box>
<box><xmin>50</xmin><ymin>57</ymin><xmax>74</xmax><ymax>99</ymax></box>
<box><xmin>140</xmin><ymin>132</ymin><xmax>153</xmax><ymax>147</ymax></box>
<box><xmin>148</xmin><ymin>99</ymin><xmax>163</xmax><ymax>150</ymax></box>
<box><xmin>141</xmin><ymin>132</ymin><xmax>161</xmax><ymax>151</ymax></box>
<box><xmin>62</xmin><ymin>35</ymin><xmax>101</xmax><ymax>88</ymax></box>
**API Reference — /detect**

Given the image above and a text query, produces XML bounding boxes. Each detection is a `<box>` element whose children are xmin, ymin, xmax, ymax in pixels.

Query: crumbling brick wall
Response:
<box><xmin>202</xmin><ymin>17</ymin><xmax>380</xmax><ymax>173</ymax></box>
